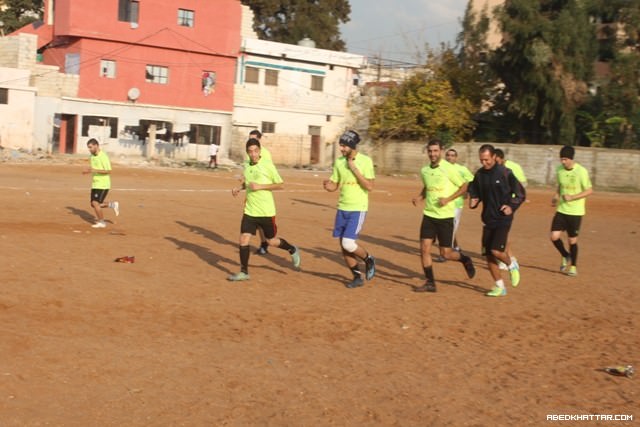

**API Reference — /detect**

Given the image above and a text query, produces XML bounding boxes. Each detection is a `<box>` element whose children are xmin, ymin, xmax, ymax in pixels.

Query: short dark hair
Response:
<box><xmin>560</xmin><ymin>145</ymin><xmax>575</xmax><ymax>159</ymax></box>
<box><xmin>87</xmin><ymin>138</ymin><xmax>99</xmax><ymax>146</ymax></box>
<box><xmin>446</xmin><ymin>148</ymin><xmax>457</xmax><ymax>156</ymax></box>
<box><xmin>246</xmin><ymin>138</ymin><xmax>261</xmax><ymax>151</ymax></box>
<box><xmin>494</xmin><ymin>148</ymin><xmax>505</xmax><ymax>159</ymax></box>
<box><xmin>427</xmin><ymin>139</ymin><xmax>443</xmax><ymax>148</ymax></box>
<box><xmin>249</xmin><ymin>129</ymin><xmax>262</xmax><ymax>139</ymax></box>
<box><xmin>478</xmin><ymin>144</ymin><xmax>495</xmax><ymax>155</ymax></box>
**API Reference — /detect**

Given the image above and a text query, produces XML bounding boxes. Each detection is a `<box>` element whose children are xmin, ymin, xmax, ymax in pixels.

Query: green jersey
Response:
<box><xmin>556</xmin><ymin>162</ymin><xmax>592</xmax><ymax>216</ymax></box>
<box><xmin>243</xmin><ymin>158</ymin><xmax>283</xmax><ymax>217</ymax></box>
<box><xmin>330</xmin><ymin>153</ymin><xmax>375</xmax><ymax>211</ymax></box>
<box><xmin>420</xmin><ymin>160</ymin><xmax>465</xmax><ymax>219</ymax></box>
<box><xmin>451</xmin><ymin>162</ymin><xmax>474</xmax><ymax>209</ymax></box>
<box><xmin>505</xmin><ymin>160</ymin><xmax>527</xmax><ymax>185</ymax></box>
<box><xmin>89</xmin><ymin>150</ymin><xmax>112</xmax><ymax>189</ymax></box>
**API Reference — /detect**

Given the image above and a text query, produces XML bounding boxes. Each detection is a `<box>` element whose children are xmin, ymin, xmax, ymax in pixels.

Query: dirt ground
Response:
<box><xmin>0</xmin><ymin>159</ymin><xmax>637</xmax><ymax>426</ymax></box>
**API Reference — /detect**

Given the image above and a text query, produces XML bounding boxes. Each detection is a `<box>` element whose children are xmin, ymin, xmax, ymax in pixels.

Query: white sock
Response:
<box><xmin>495</xmin><ymin>279</ymin><xmax>505</xmax><ymax>289</ymax></box>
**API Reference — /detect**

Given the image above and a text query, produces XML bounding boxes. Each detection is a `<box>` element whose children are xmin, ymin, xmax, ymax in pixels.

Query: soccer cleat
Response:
<box><xmin>566</xmin><ymin>266</ymin><xmax>577</xmax><ymax>277</ymax></box>
<box><xmin>291</xmin><ymin>246</ymin><xmax>301</xmax><ymax>269</ymax></box>
<box><xmin>462</xmin><ymin>257</ymin><xmax>476</xmax><ymax>279</ymax></box>
<box><xmin>509</xmin><ymin>264</ymin><xmax>521</xmax><ymax>287</ymax></box>
<box><xmin>413</xmin><ymin>281</ymin><xmax>436</xmax><ymax>293</ymax></box>
<box><xmin>486</xmin><ymin>286</ymin><xmax>507</xmax><ymax>297</ymax></box>
<box><xmin>560</xmin><ymin>256</ymin><xmax>571</xmax><ymax>272</ymax></box>
<box><xmin>365</xmin><ymin>256</ymin><xmax>376</xmax><ymax>281</ymax></box>
<box><xmin>112</xmin><ymin>201</ymin><xmax>120</xmax><ymax>217</ymax></box>
<box><xmin>256</xmin><ymin>246</ymin><xmax>268</xmax><ymax>255</ymax></box>
<box><xmin>345</xmin><ymin>277</ymin><xmax>364</xmax><ymax>289</ymax></box>
<box><xmin>91</xmin><ymin>221</ymin><xmax>106</xmax><ymax>228</ymax></box>
<box><xmin>227</xmin><ymin>272</ymin><xmax>250</xmax><ymax>281</ymax></box>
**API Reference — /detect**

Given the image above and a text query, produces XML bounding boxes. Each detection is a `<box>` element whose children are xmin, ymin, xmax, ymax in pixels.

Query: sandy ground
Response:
<box><xmin>0</xmin><ymin>160</ymin><xmax>638</xmax><ymax>426</ymax></box>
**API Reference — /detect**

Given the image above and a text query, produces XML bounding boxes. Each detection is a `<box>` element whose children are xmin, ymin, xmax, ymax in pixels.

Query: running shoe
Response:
<box><xmin>509</xmin><ymin>264</ymin><xmax>521</xmax><ymax>287</ymax></box>
<box><xmin>256</xmin><ymin>246</ymin><xmax>268</xmax><ymax>255</ymax></box>
<box><xmin>346</xmin><ymin>277</ymin><xmax>364</xmax><ymax>289</ymax></box>
<box><xmin>227</xmin><ymin>272</ymin><xmax>250</xmax><ymax>281</ymax></box>
<box><xmin>462</xmin><ymin>256</ymin><xmax>476</xmax><ymax>279</ymax></box>
<box><xmin>291</xmin><ymin>246</ymin><xmax>301</xmax><ymax>269</ymax></box>
<box><xmin>566</xmin><ymin>266</ymin><xmax>577</xmax><ymax>277</ymax></box>
<box><xmin>486</xmin><ymin>286</ymin><xmax>507</xmax><ymax>297</ymax></box>
<box><xmin>413</xmin><ymin>281</ymin><xmax>436</xmax><ymax>293</ymax></box>
<box><xmin>112</xmin><ymin>201</ymin><xmax>120</xmax><ymax>217</ymax></box>
<box><xmin>365</xmin><ymin>256</ymin><xmax>376</xmax><ymax>280</ymax></box>
<box><xmin>433</xmin><ymin>255</ymin><xmax>446</xmax><ymax>263</ymax></box>
<box><xmin>91</xmin><ymin>221</ymin><xmax>106</xmax><ymax>228</ymax></box>
<box><xmin>560</xmin><ymin>256</ymin><xmax>571</xmax><ymax>272</ymax></box>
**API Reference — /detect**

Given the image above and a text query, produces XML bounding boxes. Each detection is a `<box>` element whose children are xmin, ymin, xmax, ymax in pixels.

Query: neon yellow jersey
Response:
<box><xmin>89</xmin><ymin>150</ymin><xmax>112</xmax><ymax>189</ymax></box>
<box><xmin>451</xmin><ymin>163</ymin><xmax>474</xmax><ymax>209</ymax></box>
<box><xmin>330</xmin><ymin>153</ymin><xmax>375</xmax><ymax>211</ymax></box>
<box><xmin>420</xmin><ymin>160</ymin><xmax>465</xmax><ymax>219</ymax></box>
<box><xmin>244</xmin><ymin>146</ymin><xmax>272</xmax><ymax>164</ymax></box>
<box><xmin>556</xmin><ymin>162</ymin><xmax>592</xmax><ymax>216</ymax></box>
<box><xmin>243</xmin><ymin>158</ymin><xmax>283</xmax><ymax>217</ymax></box>
<box><xmin>505</xmin><ymin>160</ymin><xmax>527</xmax><ymax>185</ymax></box>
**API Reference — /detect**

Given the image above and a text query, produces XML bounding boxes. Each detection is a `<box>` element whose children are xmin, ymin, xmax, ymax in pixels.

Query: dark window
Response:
<box><xmin>190</xmin><ymin>124</ymin><xmax>221</xmax><ymax>145</ymax></box>
<box><xmin>139</xmin><ymin>120</ymin><xmax>173</xmax><ymax>142</ymax></box>
<box><xmin>81</xmin><ymin>116</ymin><xmax>119</xmax><ymax>138</ymax></box>
<box><xmin>265</xmin><ymin>69</ymin><xmax>278</xmax><ymax>86</ymax></box>
<box><xmin>245</xmin><ymin>66</ymin><xmax>259</xmax><ymax>84</ymax></box>
<box><xmin>145</xmin><ymin>65</ymin><xmax>168</xmax><ymax>84</ymax></box>
<box><xmin>118</xmin><ymin>0</ymin><xmax>139</xmax><ymax>24</ymax></box>
<box><xmin>261</xmin><ymin>122</ymin><xmax>276</xmax><ymax>134</ymax></box>
<box><xmin>0</xmin><ymin>88</ymin><xmax>8</xmax><ymax>104</ymax></box>
<box><xmin>178</xmin><ymin>9</ymin><xmax>194</xmax><ymax>27</ymax></box>
<box><xmin>311</xmin><ymin>75</ymin><xmax>324</xmax><ymax>91</ymax></box>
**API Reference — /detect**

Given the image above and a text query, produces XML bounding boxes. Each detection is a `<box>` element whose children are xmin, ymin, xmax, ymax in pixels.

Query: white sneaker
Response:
<box><xmin>498</xmin><ymin>261</ymin><xmax>508</xmax><ymax>271</ymax></box>
<box><xmin>112</xmin><ymin>201</ymin><xmax>120</xmax><ymax>217</ymax></box>
<box><xmin>92</xmin><ymin>221</ymin><xmax>106</xmax><ymax>228</ymax></box>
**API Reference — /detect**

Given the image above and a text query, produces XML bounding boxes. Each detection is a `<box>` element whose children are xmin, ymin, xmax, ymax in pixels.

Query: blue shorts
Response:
<box><xmin>332</xmin><ymin>210</ymin><xmax>366</xmax><ymax>239</ymax></box>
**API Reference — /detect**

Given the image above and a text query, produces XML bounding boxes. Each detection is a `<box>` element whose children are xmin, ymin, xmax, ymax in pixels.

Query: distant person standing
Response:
<box><xmin>248</xmin><ymin>129</ymin><xmax>271</xmax><ymax>255</ymax></box>
<box><xmin>550</xmin><ymin>145</ymin><xmax>593</xmax><ymax>277</ymax></box>
<box><xmin>412</xmin><ymin>141</ymin><xmax>476</xmax><ymax>293</ymax></box>
<box><xmin>83</xmin><ymin>138</ymin><xmax>119</xmax><ymax>228</ymax></box>
<box><xmin>228</xmin><ymin>138</ymin><xmax>301</xmax><ymax>281</ymax></box>
<box><xmin>208</xmin><ymin>142</ymin><xmax>219</xmax><ymax>168</ymax></box>
<box><xmin>323</xmin><ymin>130</ymin><xmax>376</xmax><ymax>289</ymax></box>
<box><xmin>468</xmin><ymin>144</ymin><xmax>525</xmax><ymax>297</ymax></box>
<box><xmin>445</xmin><ymin>148</ymin><xmax>475</xmax><ymax>252</ymax></box>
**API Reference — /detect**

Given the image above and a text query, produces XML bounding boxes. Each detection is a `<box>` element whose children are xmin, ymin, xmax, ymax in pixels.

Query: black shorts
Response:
<box><xmin>551</xmin><ymin>212</ymin><xmax>582</xmax><ymax>238</ymax></box>
<box><xmin>90</xmin><ymin>189</ymin><xmax>109</xmax><ymax>204</ymax></box>
<box><xmin>420</xmin><ymin>215</ymin><xmax>454</xmax><ymax>247</ymax></box>
<box><xmin>481</xmin><ymin>224</ymin><xmax>511</xmax><ymax>255</ymax></box>
<box><xmin>240</xmin><ymin>214</ymin><xmax>277</xmax><ymax>239</ymax></box>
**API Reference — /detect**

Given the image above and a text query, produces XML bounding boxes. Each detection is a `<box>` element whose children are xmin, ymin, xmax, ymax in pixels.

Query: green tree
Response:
<box><xmin>368</xmin><ymin>73</ymin><xmax>476</xmax><ymax>144</ymax></box>
<box><xmin>241</xmin><ymin>0</ymin><xmax>351</xmax><ymax>51</ymax></box>
<box><xmin>491</xmin><ymin>0</ymin><xmax>597</xmax><ymax>144</ymax></box>
<box><xmin>0</xmin><ymin>0</ymin><xmax>43</xmax><ymax>34</ymax></box>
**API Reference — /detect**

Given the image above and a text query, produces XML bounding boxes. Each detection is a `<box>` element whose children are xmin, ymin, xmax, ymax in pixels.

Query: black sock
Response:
<box><xmin>277</xmin><ymin>238</ymin><xmax>295</xmax><ymax>253</ymax></box>
<box><xmin>239</xmin><ymin>245</ymin><xmax>250</xmax><ymax>273</ymax></box>
<box><xmin>260</xmin><ymin>241</ymin><xmax>269</xmax><ymax>250</ymax></box>
<box><xmin>350</xmin><ymin>266</ymin><xmax>362</xmax><ymax>279</ymax></box>
<box><xmin>569</xmin><ymin>243</ymin><xmax>578</xmax><ymax>266</ymax></box>
<box><xmin>552</xmin><ymin>239</ymin><xmax>570</xmax><ymax>258</ymax></box>
<box><xmin>423</xmin><ymin>266</ymin><xmax>435</xmax><ymax>283</ymax></box>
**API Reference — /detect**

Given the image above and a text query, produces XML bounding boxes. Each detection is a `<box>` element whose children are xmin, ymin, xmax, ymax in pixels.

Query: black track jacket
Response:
<box><xmin>468</xmin><ymin>163</ymin><xmax>526</xmax><ymax>227</ymax></box>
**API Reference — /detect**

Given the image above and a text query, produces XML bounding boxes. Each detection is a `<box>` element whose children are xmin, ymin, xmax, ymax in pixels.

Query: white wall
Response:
<box><xmin>0</xmin><ymin>67</ymin><xmax>37</xmax><ymax>150</ymax></box>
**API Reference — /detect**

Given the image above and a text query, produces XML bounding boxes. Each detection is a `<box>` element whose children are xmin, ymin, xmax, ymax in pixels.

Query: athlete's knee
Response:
<box><xmin>341</xmin><ymin>238</ymin><xmax>358</xmax><ymax>253</ymax></box>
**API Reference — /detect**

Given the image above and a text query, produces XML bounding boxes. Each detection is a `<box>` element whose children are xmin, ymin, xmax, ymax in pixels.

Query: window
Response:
<box><xmin>0</xmin><ymin>88</ymin><xmax>8</xmax><ymax>104</ymax></box>
<box><xmin>82</xmin><ymin>116</ymin><xmax>119</xmax><ymax>138</ymax></box>
<box><xmin>265</xmin><ymin>69</ymin><xmax>279</xmax><ymax>86</ymax></box>
<box><xmin>118</xmin><ymin>0</ymin><xmax>139</xmax><ymax>24</ymax></box>
<box><xmin>201</xmin><ymin>71</ymin><xmax>216</xmax><ymax>96</ymax></box>
<box><xmin>190</xmin><ymin>124</ymin><xmax>221</xmax><ymax>145</ymax></box>
<box><xmin>308</xmin><ymin>126</ymin><xmax>321</xmax><ymax>136</ymax></box>
<box><xmin>245</xmin><ymin>66</ymin><xmax>259</xmax><ymax>84</ymax></box>
<box><xmin>139</xmin><ymin>120</ymin><xmax>173</xmax><ymax>142</ymax></box>
<box><xmin>65</xmin><ymin>53</ymin><xmax>80</xmax><ymax>75</ymax></box>
<box><xmin>311</xmin><ymin>75</ymin><xmax>324</xmax><ymax>91</ymax></box>
<box><xmin>261</xmin><ymin>122</ymin><xmax>276</xmax><ymax>134</ymax></box>
<box><xmin>100</xmin><ymin>60</ymin><xmax>116</xmax><ymax>78</ymax></box>
<box><xmin>145</xmin><ymin>65</ymin><xmax>168</xmax><ymax>84</ymax></box>
<box><xmin>178</xmin><ymin>9</ymin><xmax>194</xmax><ymax>27</ymax></box>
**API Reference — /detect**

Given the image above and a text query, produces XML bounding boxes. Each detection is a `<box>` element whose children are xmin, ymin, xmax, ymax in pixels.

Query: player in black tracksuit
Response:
<box><xmin>468</xmin><ymin>144</ymin><xmax>526</xmax><ymax>297</ymax></box>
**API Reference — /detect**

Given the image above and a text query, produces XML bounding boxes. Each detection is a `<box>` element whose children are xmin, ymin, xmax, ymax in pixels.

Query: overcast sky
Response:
<box><xmin>340</xmin><ymin>0</ymin><xmax>469</xmax><ymax>64</ymax></box>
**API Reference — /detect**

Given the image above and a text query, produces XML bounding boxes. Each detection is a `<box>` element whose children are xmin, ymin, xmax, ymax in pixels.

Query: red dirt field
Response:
<box><xmin>0</xmin><ymin>160</ymin><xmax>637</xmax><ymax>426</ymax></box>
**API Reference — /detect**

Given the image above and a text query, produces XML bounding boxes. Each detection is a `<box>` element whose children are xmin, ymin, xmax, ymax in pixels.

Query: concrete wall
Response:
<box><xmin>0</xmin><ymin>67</ymin><xmax>37</xmax><ymax>150</ymax></box>
<box><xmin>368</xmin><ymin>141</ymin><xmax>640</xmax><ymax>192</ymax></box>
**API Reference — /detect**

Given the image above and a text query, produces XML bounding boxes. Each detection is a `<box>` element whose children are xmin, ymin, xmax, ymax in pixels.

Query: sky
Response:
<box><xmin>340</xmin><ymin>0</ymin><xmax>469</xmax><ymax>65</ymax></box>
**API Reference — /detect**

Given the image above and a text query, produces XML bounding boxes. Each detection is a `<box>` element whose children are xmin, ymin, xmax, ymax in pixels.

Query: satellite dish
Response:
<box><xmin>127</xmin><ymin>87</ymin><xmax>140</xmax><ymax>101</ymax></box>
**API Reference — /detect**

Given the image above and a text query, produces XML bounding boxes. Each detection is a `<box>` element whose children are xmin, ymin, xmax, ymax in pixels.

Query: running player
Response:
<box><xmin>83</xmin><ymin>138</ymin><xmax>119</xmax><ymax>228</ymax></box>
<box><xmin>445</xmin><ymin>148</ymin><xmax>474</xmax><ymax>253</ymax></box>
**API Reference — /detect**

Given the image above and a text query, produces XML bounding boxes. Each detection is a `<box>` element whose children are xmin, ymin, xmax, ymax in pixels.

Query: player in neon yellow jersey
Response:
<box><xmin>83</xmin><ymin>138</ymin><xmax>119</xmax><ymax>229</ymax></box>
<box><xmin>550</xmin><ymin>145</ymin><xmax>593</xmax><ymax>277</ymax></box>
<box><xmin>247</xmin><ymin>129</ymin><xmax>272</xmax><ymax>255</ymax></box>
<box><xmin>445</xmin><ymin>148</ymin><xmax>474</xmax><ymax>253</ymax></box>
<box><xmin>228</xmin><ymin>139</ymin><xmax>301</xmax><ymax>281</ymax></box>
